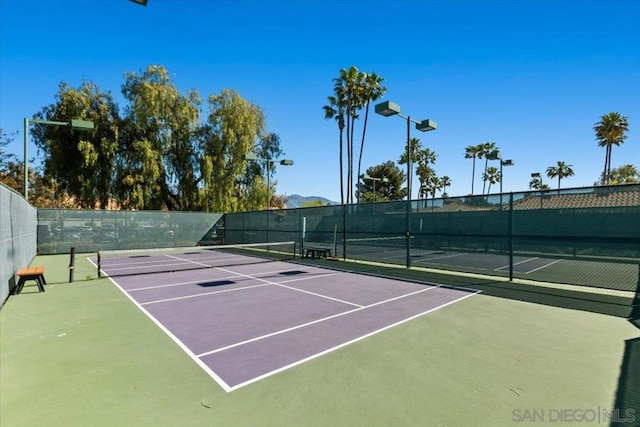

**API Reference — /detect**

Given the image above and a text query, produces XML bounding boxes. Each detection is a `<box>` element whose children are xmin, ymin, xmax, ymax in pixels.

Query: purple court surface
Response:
<box><xmin>103</xmin><ymin>259</ymin><xmax>479</xmax><ymax>392</ymax></box>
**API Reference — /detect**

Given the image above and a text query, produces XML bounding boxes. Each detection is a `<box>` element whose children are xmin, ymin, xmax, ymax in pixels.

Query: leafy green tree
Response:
<box><xmin>594</xmin><ymin>112</ymin><xmax>629</xmax><ymax>184</ymax></box>
<box><xmin>301</xmin><ymin>199</ymin><xmax>327</xmax><ymax>208</ymax></box>
<box><xmin>118</xmin><ymin>65</ymin><xmax>201</xmax><ymax>210</ymax></box>
<box><xmin>546</xmin><ymin>161</ymin><xmax>574</xmax><ymax>192</ymax></box>
<box><xmin>464</xmin><ymin>144</ymin><xmax>483</xmax><ymax>195</ymax></box>
<box><xmin>0</xmin><ymin>129</ymin><xmax>18</xmax><ymax>169</ymax></box>
<box><xmin>598</xmin><ymin>164</ymin><xmax>640</xmax><ymax>185</ymax></box>
<box><xmin>32</xmin><ymin>80</ymin><xmax>120</xmax><ymax>208</ymax></box>
<box><xmin>357</xmin><ymin>161</ymin><xmax>405</xmax><ymax>202</ymax></box>
<box><xmin>0</xmin><ymin>129</ymin><xmax>21</xmax><ymax>193</ymax></box>
<box><xmin>200</xmin><ymin>88</ymin><xmax>267</xmax><ymax>212</ymax></box>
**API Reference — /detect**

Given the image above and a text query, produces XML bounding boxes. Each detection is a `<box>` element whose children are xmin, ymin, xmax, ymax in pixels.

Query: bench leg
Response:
<box><xmin>36</xmin><ymin>276</ymin><xmax>45</xmax><ymax>292</ymax></box>
<box><xmin>13</xmin><ymin>278</ymin><xmax>26</xmax><ymax>295</ymax></box>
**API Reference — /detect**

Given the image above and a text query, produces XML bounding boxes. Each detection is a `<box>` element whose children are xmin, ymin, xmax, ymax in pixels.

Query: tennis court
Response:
<box><xmin>96</xmin><ymin>243</ymin><xmax>478</xmax><ymax>391</ymax></box>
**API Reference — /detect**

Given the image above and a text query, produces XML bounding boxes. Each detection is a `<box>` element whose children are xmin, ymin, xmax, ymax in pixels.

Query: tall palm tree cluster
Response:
<box><xmin>464</xmin><ymin>142</ymin><xmax>501</xmax><ymax>195</ymax></box>
<box><xmin>323</xmin><ymin>69</ymin><xmax>632</xmax><ymax>202</ymax></box>
<box><xmin>399</xmin><ymin>137</ymin><xmax>451</xmax><ymax>201</ymax></box>
<box><xmin>594</xmin><ymin>112</ymin><xmax>630</xmax><ymax>185</ymax></box>
<box><xmin>323</xmin><ymin>66</ymin><xmax>386</xmax><ymax>204</ymax></box>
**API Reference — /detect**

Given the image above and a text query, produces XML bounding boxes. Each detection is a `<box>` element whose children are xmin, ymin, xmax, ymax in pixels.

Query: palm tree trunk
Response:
<box><xmin>482</xmin><ymin>158</ymin><xmax>489</xmax><ymax>194</ymax></box>
<box><xmin>606</xmin><ymin>142</ymin><xmax>613</xmax><ymax>183</ymax></box>
<box><xmin>339</xmin><ymin>130</ymin><xmax>344</xmax><ymax>205</ymax></box>
<box><xmin>601</xmin><ymin>145</ymin><xmax>609</xmax><ymax>185</ymax></box>
<box><xmin>471</xmin><ymin>157</ymin><xmax>476</xmax><ymax>195</ymax></box>
<box><xmin>356</xmin><ymin>102</ymin><xmax>371</xmax><ymax>202</ymax></box>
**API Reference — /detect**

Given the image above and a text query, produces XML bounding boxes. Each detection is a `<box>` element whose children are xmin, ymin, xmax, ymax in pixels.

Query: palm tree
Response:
<box><xmin>480</xmin><ymin>142</ymin><xmax>497</xmax><ymax>195</ymax></box>
<box><xmin>482</xmin><ymin>166</ymin><xmax>500</xmax><ymax>194</ymax></box>
<box><xmin>529</xmin><ymin>178</ymin><xmax>550</xmax><ymax>191</ymax></box>
<box><xmin>438</xmin><ymin>175</ymin><xmax>451</xmax><ymax>197</ymax></box>
<box><xmin>356</xmin><ymin>72</ymin><xmax>386</xmax><ymax>200</ymax></box>
<box><xmin>323</xmin><ymin>91</ymin><xmax>346</xmax><ymax>205</ymax></box>
<box><xmin>400</xmin><ymin>139</ymin><xmax>437</xmax><ymax>200</ymax></box>
<box><xmin>464</xmin><ymin>144</ymin><xmax>483</xmax><ymax>195</ymax></box>
<box><xmin>546</xmin><ymin>161</ymin><xmax>574</xmax><ymax>193</ymax></box>
<box><xmin>594</xmin><ymin>112</ymin><xmax>629</xmax><ymax>185</ymax></box>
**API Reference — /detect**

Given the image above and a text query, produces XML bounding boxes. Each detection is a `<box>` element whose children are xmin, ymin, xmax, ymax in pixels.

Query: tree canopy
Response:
<box><xmin>27</xmin><ymin>65</ymin><xmax>284</xmax><ymax>212</ymax></box>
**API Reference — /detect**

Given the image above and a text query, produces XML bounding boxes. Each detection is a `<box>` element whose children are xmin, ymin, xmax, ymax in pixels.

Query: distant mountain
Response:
<box><xmin>286</xmin><ymin>194</ymin><xmax>337</xmax><ymax>208</ymax></box>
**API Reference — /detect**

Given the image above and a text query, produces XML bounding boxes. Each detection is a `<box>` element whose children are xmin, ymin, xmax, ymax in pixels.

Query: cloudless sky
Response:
<box><xmin>1</xmin><ymin>0</ymin><xmax>638</xmax><ymax>203</ymax></box>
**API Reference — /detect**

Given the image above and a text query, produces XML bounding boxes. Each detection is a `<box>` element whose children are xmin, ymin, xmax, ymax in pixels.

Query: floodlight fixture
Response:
<box><xmin>374</xmin><ymin>100</ymin><xmax>437</xmax><ymax>268</ymax></box>
<box><xmin>23</xmin><ymin>117</ymin><xmax>95</xmax><ymax>199</ymax></box>
<box><xmin>129</xmin><ymin>0</ymin><xmax>148</xmax><ymax>6</ymax></box>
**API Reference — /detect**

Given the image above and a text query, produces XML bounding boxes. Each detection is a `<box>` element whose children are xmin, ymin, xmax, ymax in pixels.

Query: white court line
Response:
<box><xmin>196</xmin><ymin>285</ymin><xmax>438</xmax><ymax>358</ymax></box>
<box><xmin>273</xmin><ymin>278</ymin><xmax>362</xmax><ymax>308</ymax></box>
<box><xmin>494</xmin><ymin>257</ymin><xmax>539</xmax><ymax>271</ymax></box>
<box><xmin>525</xmin><ymin>259</ymin><xmax>563</xmax><ymax>274</ymax></box>
<box><xmin>215</xmin><ymin>266</ymin><xmax>361</xmax><ymax>308</ymax></box>
<box><xmin>140</xmin><ymin>283</ymin><xmax>273</xmax><ymax>306</ymax></box>
<box><xmin>128</xmin><ymin>274</ymin><xmax>241</xmax><ymax>291</ymax></box>
<box><xmin>99</xmin><ymin>273</ymin><xmax>236</xmax><ymax>393</ymax></box>
<box><xmin>226</xmin><ymin>289</ymin><xmax>480</xmax><ymax>392</ymax></box>
<box><xmin>419</xmin><ymin>252</ymin><xmax>466</xmax><ymax>261</ymax></box>
<box><xmin>90</xmin><ymin>256</ymin><xmax>480</xmax><ymax>393</ymax></box>
<box><xmin>139</xmin><ymin>272</ymin><xmax>344</xmax><ymax>306</ymax></box>
<box><xmin>127</xmin><ymin>265</ymin><xmax>318</xmax><ymax>292</ymax></box>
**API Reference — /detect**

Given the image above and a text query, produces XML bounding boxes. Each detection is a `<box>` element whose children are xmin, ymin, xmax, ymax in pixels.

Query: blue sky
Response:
<box><xmin>1</xmin><ymin>0</ymin><xmax>638</xmax><ymax>203</ymax></box>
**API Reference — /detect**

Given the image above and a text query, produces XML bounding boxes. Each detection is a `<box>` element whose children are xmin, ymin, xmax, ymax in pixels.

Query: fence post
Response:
<box><xmin>509</xmin><ymin>192</ymin><xmax>514</xmax><ymax>281</ymax></box>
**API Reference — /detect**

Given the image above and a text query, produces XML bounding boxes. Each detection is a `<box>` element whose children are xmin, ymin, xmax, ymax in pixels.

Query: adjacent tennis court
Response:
<box><xmin>96</xmin><ymin>243</ymin><xmax>478</xmax><ymax>391</ymax></box>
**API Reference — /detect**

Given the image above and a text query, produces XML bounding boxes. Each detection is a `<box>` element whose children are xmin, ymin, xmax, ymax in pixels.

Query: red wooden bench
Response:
<box><xmin>13</xmin><ymin>266</ymin><xmax>47</xmax><ymax>294</ymax></box>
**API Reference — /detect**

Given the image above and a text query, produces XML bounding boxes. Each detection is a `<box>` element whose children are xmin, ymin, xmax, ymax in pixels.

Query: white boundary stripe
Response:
<box><xmin>273</xmin><ymin>279</ymin><xmax>362</xmax><ymax>308</ymax></box>
<box><xmin>108</xmin><ymin>275</ymin><xmax>234</xmax><ymax>392</ymax></box>
<box><xmin>140</xmin><ymin>271</ymin><xmax>348</xmax><ymax>306</ymax></box>
<box><xmin>89</xmin><ymin>256</ymin><xmax>480</xmax><ymax>393</ymax></box>
<box><xmin>525</xmin><ymin>259</ymin><xmax>563</xmax><ymax>274</ymax></box>
<box><xmin>494</xmin><ymin>257</ymin><xmax>539</xmax><ymax>271</ymax></box>
<box><xmin>127</xmin><ymin>265</ymin><xmax>319</xmax><ymax>292</ymax></box>
<box><xmin>87</xmin><ymin>256</ymin><xmax>234</xmax><ymax>391</ymax></box>
<box><xmin>141</xmin><ymin>283</ymin><xmax>273</xmax><ymax>306</ymax></box>
<box><xmin>196</xmin><ymin>285</ymin><xmax>438</xmax><ymax>358</ymax></box>
<box><xmin>225</xmin><ymin>290</ymin><xmax>480</xmax><ymax>392</ymax></box>
<box><xmin>164</xmin><ymin>253</ymin><xmax>211</xmax><ymax>267</ymax></box>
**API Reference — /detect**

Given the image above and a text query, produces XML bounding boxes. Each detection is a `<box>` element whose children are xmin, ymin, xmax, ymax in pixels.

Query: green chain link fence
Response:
<box><xmin>225</xmin><ymin>184</ymin><xmax>640</xmax><ymax>295</ymax></box>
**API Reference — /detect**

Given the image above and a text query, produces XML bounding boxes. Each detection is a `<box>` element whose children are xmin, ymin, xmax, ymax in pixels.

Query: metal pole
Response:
<box><xmin>69</xmin><ymin>247</ymin><xmax>76</xmax><ymax>283</ymax></box>
<box><xmin>23</xmin><ymin>118</ymin><xmax>28</xmax><ymax>199</ymax></box>
<box><xmin>373</xmin><ymin>178</ymin><xmax>376</xmax><ymax>201</ymax></box>
<box><xmin>509</xmin><ymin>193</ymin><xmax>514</xmax><ymax>281</ymax></box>
<box><xmin>266</xmin><ymin>159</ymin><xmax>270</xmax><ymax>243</ymax></box>
<box><xmin>499</xmin><ymin>161</ymin><xmax>503</xmax><ymax>207</ymax></box>
<box><xmin>267</xmin><ymin>159</ymin><xmax>271</xmax><ymax>210</ymax></box>
<box><xmin>406</xmin><ymin>115</ymin><xmax>411</xmax><ymax>268</ymax></box>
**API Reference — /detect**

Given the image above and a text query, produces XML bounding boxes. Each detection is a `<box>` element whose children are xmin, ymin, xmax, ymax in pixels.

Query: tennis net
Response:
<box><xmin>97</xmin><ymin>241</ymin><xmax>297</xmax><ymax>278</ymax></box>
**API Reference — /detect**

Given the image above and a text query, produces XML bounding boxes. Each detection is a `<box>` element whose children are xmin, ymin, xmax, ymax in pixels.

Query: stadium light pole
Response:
<box><xmin>242</xmin><ymin>153</ymin><xmax>294</xmax><ymax>243</ymax></box>
<box><xmin>531</xmin><ymin>172</ymin><xmax>543</xmax><ymax>208</ymax></box>
<box><xmin>361</xmin><ymin>174</ymin><xmax>388</xmax><ymax>202</ymax></box>
<box><xmin>375</xmin><ymin>101</ymin><xmax>437</xmax><ymax>268</ymax></box>
<box><xmin>23</xmin><ymin>118</ymin><xmax>94</xmax><ymax>200</ymax></box>
<box><xmin>487</xmin><ymin>150</ymin><xmax>514</xmax><ymax>195</ymax></box>
<box><xmin>242</xmin><ymin>153</ymin><xmax>294</xmax><ymax>210</ymax></box>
